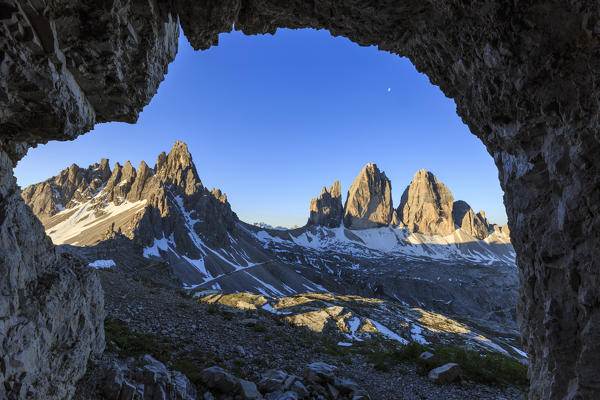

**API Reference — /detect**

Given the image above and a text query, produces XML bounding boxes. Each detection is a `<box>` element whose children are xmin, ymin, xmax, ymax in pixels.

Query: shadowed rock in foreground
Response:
<box><xmin>0</xmin><ymin>151</ymin><xmax>104</xmax><ymax>399</ymax></box>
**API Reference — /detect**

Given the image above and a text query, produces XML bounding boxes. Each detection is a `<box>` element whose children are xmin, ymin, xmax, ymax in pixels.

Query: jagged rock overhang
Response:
<box><xmin>2</xmin><ymin>1</ymin><xmax>600</xmax><ymax>399</ymax></box>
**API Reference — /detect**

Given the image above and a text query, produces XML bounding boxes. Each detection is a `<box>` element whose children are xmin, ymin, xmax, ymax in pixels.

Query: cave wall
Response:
<box><xmin>1</xmin><ymin>1</ymin><xmax>599</xmax><ymax>399</ymax></box>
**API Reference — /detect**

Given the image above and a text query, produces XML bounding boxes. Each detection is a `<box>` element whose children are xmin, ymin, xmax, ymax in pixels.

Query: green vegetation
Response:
<box><xmin>171</xmin><ymin>358</ymin><xmax>206</xmax><ymax>389</ymax></box>
<box><xmin>429</xmin><ymin>346</ymin><xmax>529</xmax><ymax>388</ymax></box>
<box><xmin>362</xmin><ymin>341</ymin><xmax>428</xmax><ymax>372</ymax></box>
<box><xmin>105</xmin><ymin>318</ymin><xmax>214</xmax><ymax>390</ymax></box>
<box><xmin>105</xmin><ymin>311</ymin><xmax>527</xmax><ymax>392</ymax></box>
<box><xmin>104</xmin><ymin>318</ymin><xmax>180</xmax><ymax>364</ymax></box>
<box><xmin>345</xmin><ymin>338</ymin><xmax>528</xmax><ymax>387</ymax></box>
<box><xmin>312</xmin><ymin>335</ymin><xmax>527</xmax><ymax>388</ymax></box>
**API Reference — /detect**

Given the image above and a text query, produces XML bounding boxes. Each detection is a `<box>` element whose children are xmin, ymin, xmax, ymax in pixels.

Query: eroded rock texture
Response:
<box><xmin>1</xmin><ymin>1</ymin><xmax>599</xmax><ymax>399</ymax></box>
<box><xmin>452</xmin><ymin>200</ymin><xmax>490</xmax><ymax>240</ymax></box>
<box><xmin>1</xmin><ymin>1</ymin><xmax>178</xmax><ymax>399</ymax></box>
<box><xmin>398</xmin><ymin>170</ymin><xmax>455</xmax><ymax>236</ymax></box>
<box><xmin>308</xmin><ymin>181</ymin><xmax>343</xmax><ymax>228</ymax></box>
<box><xmin>343</xmin><ymin>163</ymin><xmax>393</xmax><ymax>229</ymax></box>
<box><xmin>0</xmin><ymin>148</ymin><xmax>104</xmax><ymax>399</ymax></box>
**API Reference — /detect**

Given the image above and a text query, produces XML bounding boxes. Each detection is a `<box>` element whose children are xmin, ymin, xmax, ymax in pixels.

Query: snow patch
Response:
<box><xmin>143</xmin><ymin>235</ymin><xmax>170</xmax><ymax>258</ymax></box>
<box><xmin>89</xmin><ymin>259</ymin><xmax>116</xmax><ymax>269</ymax></box>
<box><xmin>370</xmin><ymin>319</ymin><xmax>408</xmax><ymax>344</ymax></box>
<box><xmin>410</xmin><ymin>325</ymin><xmax>429</xmax><ymax>344</ymax></box>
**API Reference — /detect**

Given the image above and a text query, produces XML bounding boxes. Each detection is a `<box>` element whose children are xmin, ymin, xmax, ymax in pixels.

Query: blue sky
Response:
<box><xmin>14</xmin><ymin>28</ymin><xmax>506</xmax><ymax>227</ymax></box>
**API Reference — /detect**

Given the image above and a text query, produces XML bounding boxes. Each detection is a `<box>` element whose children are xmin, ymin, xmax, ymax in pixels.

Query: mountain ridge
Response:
<box><xmin>22</xmin><ymin>142</ymin><xmax>517</xmax><ymax>329</ymax></box>
<box><xmin>308</xmin><ymin>165</ymin><xmax>509</xmax><ymax>240</ymax></box>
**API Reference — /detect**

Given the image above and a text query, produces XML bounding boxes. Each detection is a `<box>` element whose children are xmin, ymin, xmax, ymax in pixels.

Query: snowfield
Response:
<box><xmin>253</xmin><ymin>225</ymin><xmax>516</xmax><ymax>267</ymax></box>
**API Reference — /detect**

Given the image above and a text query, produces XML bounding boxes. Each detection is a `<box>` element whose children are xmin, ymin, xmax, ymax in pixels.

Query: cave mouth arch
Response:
<box><xmin>2</xmin><ymin>2</ymin><xmax>599</xmax><ymax>399</ymax></box>
<box><xmin>15</xmin><ymin>27</ymin><xmax>507</xmax><ymax>231</ymax></box>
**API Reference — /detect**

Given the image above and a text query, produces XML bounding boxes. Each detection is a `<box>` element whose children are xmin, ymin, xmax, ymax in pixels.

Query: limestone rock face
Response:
<box><xmin>452</xmin><ymin>200</ymin><xmax>490</xmax><ymax>240</ymax></box>
<box><xmin>22</xmin><ymin>141</ymin><xmax>237</xmax><ymax>247</ymax></box>
<box><xmin>21</xmin><ymin>159</ymin><xmax>113</xmax><ymax>223</ymax></box>
<box><xmin>398</xmin><ymin>170</ymin><xmax>455</xmax><ymax>236</ymax></box>
<box><xmin>3</xmin><ymin>1</ymin><xmax>600</xmax><ymax>398</ymax></box>
<box><xmin>0</xmin><ymin>150</ymin><xmax>104</xmax><ymax>400</ymax></box>
<box><xmin>308</xmin><ymin>181</ymin><xmax>343</xmax><ymax>228</ymax></box>
<box><xmin>343</xmin><ymin>164</ymin><xmax>393</xmax><ymax>229</ymax></box>
<box><xmin>22</xmin><ymin>142</ymin><xmax>243</xmax><ymax>286</ymax></box>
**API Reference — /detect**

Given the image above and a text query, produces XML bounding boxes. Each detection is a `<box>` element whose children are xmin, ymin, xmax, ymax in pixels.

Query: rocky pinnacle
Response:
<box><xmin>343</xmin><ymin>163</ymin><xmax>394</xmax><ymax>229</ymax></box>
<box><xmin>308</xmin><ymin>181</ymin><xmax>343</xmax><ymax>228</ymax></box>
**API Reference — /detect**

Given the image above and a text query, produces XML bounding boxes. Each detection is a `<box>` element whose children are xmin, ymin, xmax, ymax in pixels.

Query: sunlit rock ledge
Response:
<box><xmin>193</xmin><ymin>290</ymin><xmax>527</xmax><ymax>364</ymax></box>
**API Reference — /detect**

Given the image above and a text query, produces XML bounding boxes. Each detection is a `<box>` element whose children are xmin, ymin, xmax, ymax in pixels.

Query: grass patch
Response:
<box><xmin>104</xmin><ymin>318</ymin><xmax>180</xmax><ymax>364</ymax></box>
<box><xmin>171</xmin><ymin>358</ymin><xmax>206</xmax><ymax>389</ymax></box>
<box><xmin>363</xmin><ymin>341</ymin><xmax>428</xmax><ymax>372</ymax></box>
<box><xmin>320</xmin><ymin>339</ymin><xmax>353</xmax><ymax>357</ymax></box>
<box><xmin>430</xmin><ymin>346</ymin><xmax>528</xmax><ymax>387</ymax></box>
<box><xmin>351</xmin><ymin>339</ymin><xmax>528</xmax><ymax>387</ymax></box>
<box><xmin>105</xmin><ymin>319</ymin><xmax>221</xmax><ymax>391</ymax></box>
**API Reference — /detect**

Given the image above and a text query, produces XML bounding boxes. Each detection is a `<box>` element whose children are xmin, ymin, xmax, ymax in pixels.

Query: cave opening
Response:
<box><xmin>13</xmin><ymin>26</ymin><xmax>523</xmax><ymax>398</ymax></box>
<box><xmin>2</xmin><ymin>2</ymin><xmax>598</xmax><ymax>399</ymax></box>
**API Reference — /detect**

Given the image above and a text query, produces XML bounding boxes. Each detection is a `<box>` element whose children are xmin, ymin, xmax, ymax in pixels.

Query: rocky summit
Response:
<box><xmin>398</xmin><ymin>169</ymin><xmax>455</xmax><ymax>236</ymax></box>
<box><xmin>21</xmin><ymin>142</ymin><xmax>263</xmax><ymax>287</ymax></box>
<box><xmin>343</xmin><ymin>163</ymin><xmax>394</xmax><ymax>229</ymax></box>
<box><xmin>307</xmin><ymin>181</ymin><xmax>343</xmax><ymax>228</ymax></box>
<box><xmin>452</xmin><ymin>200</ymin><xmax>490</xmax><ymax>240</ymax></box>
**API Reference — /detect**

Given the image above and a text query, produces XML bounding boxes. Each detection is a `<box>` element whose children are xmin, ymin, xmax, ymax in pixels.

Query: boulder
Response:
<box><xmin>258</xmin><ymin>369</ymin><xmax>288</xmax><ymax>393</ymax></box>
<box><xmin>103</xmin><ymin>362</ymin><xmax>125</xmax><ymax>399</ymax></box>
<box><xmin>351</xmin><ymin>390</ymin><xmax>372</xmax><ymax>400</ymax></box>
<box><xmin>418</xmin><ymin>351</ymin><xmax>437</xmax><ymax>363</ymax></box>
<box><xmin>238</xmin><ymin>379</ymin><xmax>262</xmax><ymax>400</ymax></box>
<box><xmin>101</xmin><ymin>355</ymin><xmax>196</xmax><ymax>400</ymax></box>
<box><xmin>264</xmin><ymin>391</ymin><xmax>299</xmax><ymax>400</ymax></box>
<box><xmin>327</xmin><ymin>383</ymin><xmax>340</xmax><ymax>399</ymax></box>
<box><xmin>200</xmin><ymin>366</ymin><xmax>239</xmax><ymax>393</ymax></box>
<box><xmin>333</xmin><ymin>377</ymin><xmax>360</xmax><ymax>394</ymax></box>
<box><xmin>428</xmin><ymin>363</ymin><xmax>462</xmax><ymax>384</ymax></box>
<box><xmin>118</xmin><ymin>381</ymin><xmax>136</xmax><ymax>400</ymax></box>
<box><xmin>291</xmin><ymin>380</ymin><xmax>309</xmax><ymax>398</ymax></box>
<box><xmin>305</xmin><ymin>362</ymin><xmax>337</xmax><ymax>384</ymax></box>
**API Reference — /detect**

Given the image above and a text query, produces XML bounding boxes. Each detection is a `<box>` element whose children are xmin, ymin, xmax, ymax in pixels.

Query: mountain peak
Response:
<box><xmin>398</xmin><ymin>169</ymin><xmax>455</xmax><ymax>235</ymax></box>
<box><xmin>308</xmin><ymin>181</ymin><xmax>344</xmax><ymax>228</ymax></box>
<box><xmin>344</xmin><ymin>164</ymin><xmax>393</xmax><ymax>229</ymax></box>
<box><xmin>155</xmin><ymin>141</ymin><xmax>202</xmax><ymax>193</ymax></box>
<box><xmin>329</xmin><ymin>181</ymin><xmax>341</xmax><ymax>198</ymax></box>
<box><xmin>452</xmin><ymin>200</ymin><xmax>489</xmax><ymax>239</ymax></box>
<box><xmin>169</xmin><ymin>141</ymin><xmax>191</xmax><ymax>157</ymax></box>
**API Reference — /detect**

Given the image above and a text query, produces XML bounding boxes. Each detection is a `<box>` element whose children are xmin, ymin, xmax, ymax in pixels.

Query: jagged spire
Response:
<box><xmin>308</xmin><ymin>180</ymin><xmax>343</xmax><ymax>228</ymax></box>
<box><xmin>155</xmin><ymin>141</ymin><xmax>202</xmax><ymax>194</ymax></box>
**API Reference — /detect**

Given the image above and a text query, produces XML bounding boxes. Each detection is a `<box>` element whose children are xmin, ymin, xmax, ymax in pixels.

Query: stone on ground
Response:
<box><xmin>428</xmin><ymin>363</ymin><xmax>462</xmax><ymax>384</ymax></box>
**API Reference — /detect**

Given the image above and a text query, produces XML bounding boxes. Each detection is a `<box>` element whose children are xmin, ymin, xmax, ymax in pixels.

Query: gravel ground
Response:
<box><xmin>76</xmin><ymin>270</ymin><xmax>526</xmax><ymax>400</ymax></box>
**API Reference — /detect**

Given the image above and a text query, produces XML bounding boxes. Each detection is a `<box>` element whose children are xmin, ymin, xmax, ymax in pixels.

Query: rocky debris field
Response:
<box><xmin>191</xmin><ymin>290</ymin><xmax>526</xmax><ymax>363</ymax></box>
<box><xmin>74</xmin><ymin>270</ymin><xmax>526</xmax><ymax>399</ymax></box>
